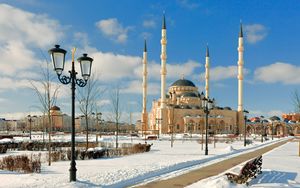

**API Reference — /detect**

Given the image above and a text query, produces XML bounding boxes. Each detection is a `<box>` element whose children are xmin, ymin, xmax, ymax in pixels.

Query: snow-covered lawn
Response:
<box><xmin>187</xmin><ymin>140</ymin><xmax>300</xmax><ymax>188</ymax></box>
<box><xmin>0</xmin><ymin>135</ymin><xmax>294</xmax><ymax>188</ymax></box>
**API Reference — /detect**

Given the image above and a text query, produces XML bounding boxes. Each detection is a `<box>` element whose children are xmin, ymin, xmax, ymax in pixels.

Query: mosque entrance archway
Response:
<box><xmin>294</xmin><ymin>125</ymin><xmax>300</xmax><ymax>135</ymax></box>
<box><xmin>286</xmin><ymin>124</ymin><xmax>293</xmax><ymax>135</ymax></box>
<box><xmin>246</xmin><ymin>125</ymin><xmax>254</xmax><ymax>134</ymax></box>
<box><xmin>265</xmin><ymin>125</ymin><xmax>272</xmax><ymax>135</ymax></box>
<box><xmin>275</xmin><ymin>124</ymin><xmax>284</xmax><ymax>136</ymax></box>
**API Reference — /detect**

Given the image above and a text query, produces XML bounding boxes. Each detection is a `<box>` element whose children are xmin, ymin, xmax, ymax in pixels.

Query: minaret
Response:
<box><xmin>205</xmin><ymin>45</ymin><xmax>210</xmax><ymax>99</ymax></box>
<box><xmin>160</xmin><ymin>14</ymin><xmax>167</xmax><ymax>109</ymax></box>
<box><xmin>141</xmin><ymin>40</ymin><xmax>148</xmax><ymax>131</ymax></box>
<box><xmin>237</xmin><ymin>23</ymin><xmax>244</xmax><ymax>112</ymax></box>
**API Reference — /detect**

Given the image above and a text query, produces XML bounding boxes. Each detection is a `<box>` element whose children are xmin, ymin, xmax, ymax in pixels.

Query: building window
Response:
<box><xmin>177</xmin><ymin>124</ymin><xmax>180</xmax><ymax>129</ymax></box>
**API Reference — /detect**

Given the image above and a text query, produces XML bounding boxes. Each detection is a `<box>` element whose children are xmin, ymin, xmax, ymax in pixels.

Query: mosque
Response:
<box><xmin>140</xmin><ymin>15</ymin><xmax>246</xmax><ymax>135</ymax></box>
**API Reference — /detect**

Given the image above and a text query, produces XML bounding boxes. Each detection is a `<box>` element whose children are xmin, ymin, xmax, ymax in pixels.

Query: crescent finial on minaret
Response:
<box><xmin>144</xmin><ymin>39</ymin><xmax>147</xmax><ymax>52</ymax></box>
<box><xmin>162</xmin><ymin>13</ymin><xmax>166</xmax><ymax>29</ymax></box>
<box><xmin>239</xmin><ymin>21</ymin><xmax>243</xmax><ymax>38</ymax></box>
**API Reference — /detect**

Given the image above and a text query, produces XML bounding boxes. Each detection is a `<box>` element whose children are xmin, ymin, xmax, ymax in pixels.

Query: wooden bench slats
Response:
<box><xmin>225</xmin><ymin>155</ymin><xmax>263</xmax><ymax>185</ymax></box>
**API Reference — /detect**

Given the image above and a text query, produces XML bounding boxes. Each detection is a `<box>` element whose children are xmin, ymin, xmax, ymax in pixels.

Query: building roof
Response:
<box><xmin>171</xmin><ymin>79</ymin><xmax>196</xmax><ymax>87</ymax></box>
<box><xmin>50</xmin><ymin>106</ymin><xmax>61</xmax><ymax>111</ymax></box>
<box><xmin>181</xmin><ymin>92</ymin><xmax>199</xmax><ymax>98</ymax></box>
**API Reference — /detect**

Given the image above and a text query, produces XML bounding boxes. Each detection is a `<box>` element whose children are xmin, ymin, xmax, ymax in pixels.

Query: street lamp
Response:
<box><xmin>243</xmin><ymin>110</ymin><xmax>249</xmax><ymax>147</ymax></box>
<box><xmin>271</xmin><ymin>121</ymin><xmax>274</xmax><ymax>140</ymax></box>
<box><xmin>49</xmin><ymin>45</ymin><xmax>93</xmax><ymax>182</ymax></box>
<box><xmin>202</xmin><ymin>97</ymin><xmax>213</xmax><ymax>155</ymax></box>
<box><xmin>260</xmin><ymin>115</ymin><xmax>264</xmax><ymax>143</ymax></box>
<box><xmin>27</xmin><ymin>115</ymin><xmax>35</xmax><ymax>140</ymax></box>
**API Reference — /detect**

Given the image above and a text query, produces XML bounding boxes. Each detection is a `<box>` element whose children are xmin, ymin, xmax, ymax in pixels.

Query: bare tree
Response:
<box><xmin>29</xmin><ymin>52</ymin><xmax>59</xmax><ymax>166</ymax></box>
<box><xmin>110</xmin><ymin>87</ymin><xmax>122</xmax><ymax>149</ymax></box>
<box><xmin>77</xmin><ymin>74</ymin><xmax>103</xmax><ymax>150</ymax></box>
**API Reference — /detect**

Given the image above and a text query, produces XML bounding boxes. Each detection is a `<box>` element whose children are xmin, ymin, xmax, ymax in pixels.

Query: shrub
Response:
<box><xmin>0</xmin><ymin>144</ymin><xmax>8</xmax><ymax>153</ymax></box>
<box><xmin>51</xmin><ymin>151</ymin><xmax>61</xmax><ymax>162</ymax></box>
<box><xmin>80</xmin><ymin>150</ymin><xmax>86</xmax><ymax>160</ymax></box>
<box><xmin>0</xmin><ymin>154</ymin><xmax>41</xmax><ymax>173</ymax></box>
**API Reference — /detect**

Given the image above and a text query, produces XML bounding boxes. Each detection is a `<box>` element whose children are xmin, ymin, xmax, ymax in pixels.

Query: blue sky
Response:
<box><xmin>0</xmin><ymin>0</ymin><xmax>300</xmax><ymax>122</ymax></box>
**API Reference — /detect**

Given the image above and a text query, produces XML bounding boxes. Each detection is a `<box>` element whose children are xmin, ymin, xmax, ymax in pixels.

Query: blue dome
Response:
<box><xmin>171</xmin><ymin>79</ymin><xmax>196</xmax><ymax>87</ymax></box>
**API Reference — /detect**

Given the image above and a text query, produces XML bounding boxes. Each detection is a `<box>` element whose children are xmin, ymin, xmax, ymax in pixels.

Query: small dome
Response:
<box><xmin>171</xmin><ymin>79</ymin><xmax>196</xmax><ymax>87</ymax></box>
<box><xmin>50</xmin><ymin>106</ymin><xmax>61</xmax><ymax>111</ymax></box>
<box><xmin>270</xmin><ymin>116</ymin><xmax>281</xmax><ymax>121</ymax></box>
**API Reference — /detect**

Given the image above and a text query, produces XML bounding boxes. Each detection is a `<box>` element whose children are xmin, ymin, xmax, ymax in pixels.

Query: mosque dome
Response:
<box><xmin>181</xmin><ymin>92</ymin><xmax>199</xmax><ymax>98</ymax></box>
<box><xmin>171</xmin><ymin>79</ymin><xmax>196</xmax><ymax>87</ymax></box>
<box><xmin>50</xmin><ymin>106</ymin><xmax>61</xmax><ymax>111</ymax></box>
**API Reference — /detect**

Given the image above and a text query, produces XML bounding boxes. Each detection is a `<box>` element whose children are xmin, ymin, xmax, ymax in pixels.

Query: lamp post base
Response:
<box><xmin>69</xmin><ymin>166</ymin><xmax>77</xmax><ymax>182</ymax></box>
<box><xmin>205</xmin><ymin>148</ymin><xmax>208</xmax><ymax>155</ymax></box>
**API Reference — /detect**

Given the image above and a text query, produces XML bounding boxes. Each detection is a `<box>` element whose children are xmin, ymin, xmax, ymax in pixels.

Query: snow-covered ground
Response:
<box><xmin>0</xmin><ymin>134</ymin><xmax>296</xmax><ymax>188</ymax></box>
<box><xmin>187</xmin><ymin>140</ymin><xmax>300</xmax><ymax>188</ymax></box>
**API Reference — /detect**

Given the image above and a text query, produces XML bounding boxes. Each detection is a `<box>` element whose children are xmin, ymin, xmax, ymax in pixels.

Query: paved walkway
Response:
<box><xmin>136</xmin><ymin>139</ymin><xmax>291</xmax><ymax>188</ymax></box>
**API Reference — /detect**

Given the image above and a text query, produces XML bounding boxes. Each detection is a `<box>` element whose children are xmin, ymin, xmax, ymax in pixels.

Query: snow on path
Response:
<box><xmin>0</xmin><ymin>137</ymin><xmax>289</xmax><ymax>188</ymax></box>
<box><xmin>187</xmin><ymin>141</ymin><xmax>300</xmax><ymax>188</ymax></box>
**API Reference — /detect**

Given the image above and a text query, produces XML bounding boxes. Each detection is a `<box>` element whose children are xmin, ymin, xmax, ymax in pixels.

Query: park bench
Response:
<box><xmin>225</xmin><ymin>155</ymin><xmax>263</xmax><ymax>185</ymax></box>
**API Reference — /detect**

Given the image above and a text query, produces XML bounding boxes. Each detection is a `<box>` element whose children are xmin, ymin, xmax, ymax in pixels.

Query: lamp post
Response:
<box><xmin>202</xmin><ymin>97</ymin><xmax>213</xmax><ymax>155</ymax></box>
<box><xmin>27</xmin><ymin>115</ymin><xmax>34</xmax><ymax>140</ymax></box>
<box><xmin>260</xmin><ymin>115</ymin><xmax>264</xmax><ymax>143</ymax></box>
<box><xmin>271</xmin><ymin>121</ymin><xmax>274</xmax><ymax>140</ymax></box>
<box><xmin>49</xmin><ymin>45</ymin><xmax>93</xmax><ymax>182</ymax></box>
<box><xmin>243</xmin><ymin>110</ymin><xmax>249</xmax><ymax>147</ymax></box>
<box><xmin>156</xmin><ymin>118</ymin><xmax>162</xmax><ymax>139</ymax></box>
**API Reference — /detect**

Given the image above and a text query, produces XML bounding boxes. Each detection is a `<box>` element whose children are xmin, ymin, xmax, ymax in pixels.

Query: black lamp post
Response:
<box><xmin>202</xmin><ymin>97</ymin><xmax>213</xmax><ymax>155</ymax></box>
<box><xmin>243</xmin><ymin>110</ymin><xmax>249</xmax><ymax>147</ymax></box>
<box><xmin>27</xmin><ymin>115</ymin><xmax>34</xmax><ymax>140</ymax></box>
<box><xmin>260</xmin><ymin>115</ymin><xmax>264</xmax><ymax>143</ymax></box>
<box><xmin>271</xmin><ymin>121</ymin><xmax>274</xmax><ymax>140</ymax></box>
<box><xmin>49</xmin><ymin>45</ymin><xmax>93</xmax><ymax>182</ymax></box>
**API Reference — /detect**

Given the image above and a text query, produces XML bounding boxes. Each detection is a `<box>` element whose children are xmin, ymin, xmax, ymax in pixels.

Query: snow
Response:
<box><xmin>0</xmin><ymin>134</ymin><xmax>298</xmax><ymax>188</ymax></box>
<box><xmin>187</xmin><ymin>141</ymin><xmax>300</xmax><ymax>188</ymax></box>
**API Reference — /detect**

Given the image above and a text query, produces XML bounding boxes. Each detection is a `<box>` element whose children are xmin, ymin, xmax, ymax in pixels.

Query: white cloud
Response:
<box><xmin>244</xmin><ymin>24</ymin><xmax>267</xmax><ymax>44</ymax></box>
<box><xmin>90</xmin><ymin>51</ymin><xmax>141</xmax><ymax>81</ymax></box>
<box><xmin>167</xmin><ymin>60</ymin><xmax>201</xmax><ymax>79</ymax></box>
<box><xmin>177</xmin><ymin>0</ymin><xmax>200</xmax><ymax>9</ymax></box>
<box><xmin>0</xmin><ymin>4</ymin><xmax>64</xmax><ymax>78</ymax></box>
<box><xmin>200</xmin><ymin>66</ymin><xmax>249</xmax><ymax>81</ymax></box>
<box><xmin>0</xmin><ymin>41</ymin><xmax>39</xmax><ymax>76</ymax></box>
<box><xmin>0</xmin><ymin>4</ymin><xmax>63</xmax><ymax>47</ymax></box>
<box><xmin>97</xmin><ymin>99</ymin><xmax>111</xmax><ymax>107</ymax></box>
<box><xmin>134</xmin><ymin>59</ymin><xmax>201</xmax><ymax>81</ymax></box>
<box><xmin>143</xmin><ymin>20</ymin><xmax>156</xmax><ymax>28</ymax></box>
<box><xmin>254</xmin><ymin>62</ymin><xmax>300</xmax><ymax>84</ymax></box>
<box><xmin>95</xmin><ymin>18</ymin><xmax>131</xmax><ymax>43</ymax></box>
<box><xmin>121</xmin><ymin>80</ymin><xmax>160</xmax><ymax>95</ymax></box>
<box><xmin>0</xmin><ymin>77</ymin><xmax>30</xmax><ymax>91</ymax></box>
<box><xmin>249</xmin><ymin>109</ymin><xmax>284</xmax><ymax>119</ymax></box>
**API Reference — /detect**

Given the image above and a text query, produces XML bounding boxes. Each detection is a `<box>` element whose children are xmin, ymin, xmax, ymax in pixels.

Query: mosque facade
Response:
<box><xmin>140</xmin><ymin>15</ymin><xmax>246</xmax><ymax>135</ymax></box>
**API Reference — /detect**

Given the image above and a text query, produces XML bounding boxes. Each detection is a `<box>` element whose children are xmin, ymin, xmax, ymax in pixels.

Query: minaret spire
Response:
<box><xmin>142</xmin><ymin>39</ymin><xmax>148</xmax><ymax>132</ymax></box>
<box><xmin>205</xmin><ymin>44</ymin><xmax>210</xmax><ymax>98</ymax></box>
<box><xmin>162</xmin><ymin>12</ymin><xmax>166</xmax><ymax>29</ymax></box>
<box><xmin>206</xmin><ymin>44</ymin><xmax>209</xmax><ymax>57</ymax></box>
<box><xmin>160</xmin><ymin>13</ymin><xmax>167</xmax><ymax>109</ymax></box>
<box><xmin>144</xmin><ymin>39</ymin><xmax>147</xmax><ymax>52</ymax></box>
<box><xmin>239</xmin><ymin>21</ymin><xmax>243</xmax><ymax>38</ymax></box>
<box><xmin>237</xmin><ymin>23</ymin><xmax>244</xmax><ymax>112</ymax></box>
